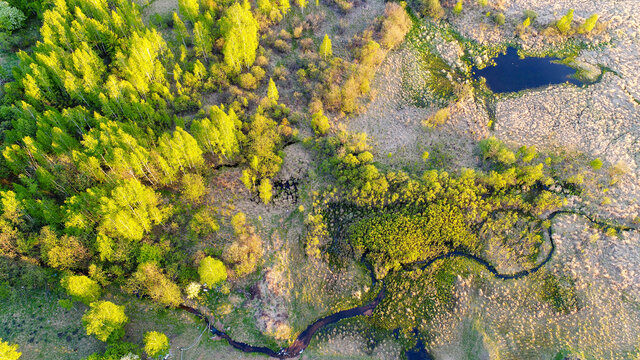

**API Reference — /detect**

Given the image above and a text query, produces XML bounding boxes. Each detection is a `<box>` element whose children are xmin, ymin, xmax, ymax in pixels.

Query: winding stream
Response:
<box><xmin>180</xmin><ymin>210</ymin><xmax>636</xmax><ymax>359</ymax></box>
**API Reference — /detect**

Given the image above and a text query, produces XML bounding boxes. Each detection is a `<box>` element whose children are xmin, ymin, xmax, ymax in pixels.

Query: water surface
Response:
<box><xmin>472</xmin><ymin>47</ymin><xmax>581</xmax><ymax>93</ymax></box>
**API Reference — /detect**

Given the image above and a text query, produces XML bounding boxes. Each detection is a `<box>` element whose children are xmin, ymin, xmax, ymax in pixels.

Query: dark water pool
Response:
<box><xmin>472</xmin><ymin>47</ymin><xmax>582</xmax><ymax>93</ymax></box>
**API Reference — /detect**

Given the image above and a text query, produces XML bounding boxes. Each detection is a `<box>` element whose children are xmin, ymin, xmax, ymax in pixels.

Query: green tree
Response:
<box><xmin>61</xmin><ymin>275</ymin><xmax>101</xmax><ymax>304</ymax></box>
<box><xmin>295</xmin><ymin>0</ymin><xmax>307</xmax><ymax>10</ymax></box>
<box><xmin>144</xmin><ymin>331</ymin><xmax>170</xmax><ymax>358</ymax></box>
<box><xmin>172</xmin><ymin>12</ymin><xmax>190</xmax><ymax>46</ymax></box>
<box><xmin>0</xmin><ymin>339</ymin><xmax>21</xmax><ymax>360</ymax></box>
<box><xmin>157</xmin><ymin>127</ymin><xmax>204</xmax><ymax>181</ymax></box>
<box><xmin>220</xmin><ymin>1</ymin><xmax>259</xmax><ymax>72</ymax></box>
<box><xmin>191</xmin><ymin>106</ymin><xmax>240</xmax><ymax>159</ymax></box>
<box><xmin>311</xmin><ymin>110</ymin><xmax>330</xmax><ymax>135</ymax></box>
<box><xmin>319</xmin><ymin>34</ymin><xmax>332</xmax><ymax>59</ymax></box>
<box><xmin>181</xmin><ymin>173</ymin><xmax>206</xmax><ymax>204</ymax></box>
<box><xmin>556</xmin><ymin>9</ymin><xmax>574</xmax><ymax>34</ymax></box>
<box><xmin>578</xmin><ymin>14</ymin><xmax>598</xmax><ymax>34</ymax></box>
<box><xmin>0</xmin><ymin>1</ymin><xmax>26</xmax><ymax>32</ymax></box>
<box><xmin>193</xmin><ymin>20</ymin><xmax>213</xmax><ymax>61</ymax></box>
<box><xmin>258</xmin><ymin>178</ymin><xmax>273</xmax><ymax>204</ymax></box>
<box><xmin>126</xmin><ymin>263</ymin><xmax>182</xmax><ymax>307</ymax></box>
<box><xmin>179</xmin><ymin>0</ymin><xmax>200</xmax><ymax>21</ymax></box>
<box><xmin>82</xmin><ymin>301</ymin><xmax>128</xmax><ymax>342</ymax></box>
<box><xmin>267</xmin><ymin>78</ymin><xmax>279</xmax><ymax>102</ymax></box>
<box><xmin>190</xmin><ymin>208</ymin><xmax>220</xmax><ymax>235</ymax></box>
<box><xmin>198</xmin><ymin>256</ymin><xmax>227</xmax><ymax>286</ymax></box>
<box><xmin>98</xmin><ymin>179</ymin><xmax>170</xmax><ymax>241</ymax></box>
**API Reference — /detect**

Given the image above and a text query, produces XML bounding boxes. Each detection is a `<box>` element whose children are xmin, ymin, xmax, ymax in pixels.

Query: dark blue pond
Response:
<box><xmin>472</xmin><ymin>47</ymin><xmax>582</xmax><ymax>93</ymax></box>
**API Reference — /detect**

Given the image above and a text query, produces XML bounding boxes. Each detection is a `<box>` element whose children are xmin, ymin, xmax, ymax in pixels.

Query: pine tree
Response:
<box><xmin>267</xmin><ymin>78</ymin><xmax>279</xmax><ymax>102</ymax></box>
<box><xmin>319</xmin><ymin>34</ymin><xmax>332</xmax><ymax>59</ymax></box>
<box><xmin>219</xmin><ymin>1</ymin><xmax>259</xmax><ymax>72</ymax></box>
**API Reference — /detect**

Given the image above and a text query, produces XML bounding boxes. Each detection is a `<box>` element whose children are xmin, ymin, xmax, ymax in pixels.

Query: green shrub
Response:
<box><xmin>589</xmin><ymin>158</ymin><xmax>603</xmax><ymax>170</ymax></box>
<box><xmin>349</xmin><ymin>204</ymin><xmax>478</xmax><ymax>278</ymax></box>
<box><xmin>523</xmin><ymin>9</ymin><xmax>537</xmax><ymax>22</ymax></box>
<box><xmin>423</xmin><ymin>107</ymin><xmax>449</xmax><ymax>128</ymax></box>
<box><xmin>238</xmin><ymin>72</ymin><xmax>258</xmax><ymax>90</ymax></box>
<box><xmin>422</xmin><ymin>0</ymin><xmax>444</xmax><ymax>18</ymax></box>
<box><xmin>494</xmin><ymin>12</ymin><xmax>505</xmax><ymax>26</ymax></box>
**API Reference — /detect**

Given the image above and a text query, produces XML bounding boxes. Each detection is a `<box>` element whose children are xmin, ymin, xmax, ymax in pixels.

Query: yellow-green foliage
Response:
<box><xmin>423</xmin><ymin>108</ymin><xmax>450</xmax><ymax>128</ymax></box>
<box><xmin>61</xmin><ymin>275</ymin><xmax>101</xmax><ymax>304</ymax></box>
<box><xmin>556</xmin><ymin>9</ymin><xmax>574</xmax><ymax>34</ymax></box>
<box><xmin>199</xmin><ymin>256</ymin><xmax>227</xmax><ymax>286</ymax></box>
<box><xmin>578</xmin><ymin>14</ymin><xmax>599</xmax><ymax>34</ymax></box>
<box><xmin>181</xmin><ymin>173</ymin><xmax>206</xmax><ymax>204</ymax></box>
<box><xmin>267</xmin><ymin>78</ymin><xmax>279</xmax><ymax>102</ymax></box>
<box><xmin>0</xmin><ymin>339</ymin><xmax>21</xmax><ymax>360</ymax></box>
<box><xmin>479</xmin><ymin>137</ymin><xmax>516</xmax><ymax>165</ymax></box>
<box><xmin>422</xmin><ymin>0</ymin><xmax>444</xmax><ymax>18</ymax></box>
<box><xmin>190</xmin><ymin>208</ymin><xmax>220</xmax><ymax>235</ymax></box>
<box><xmin>589</xmin><ymin>158</ymin><xmax>603</xmax><ymax>170</ymax></box>
<box><xmin>220</xmin><ymin>1</ymin><xmax>259</xmax><ymax>72</ymax></box>
<box><xmin>380</xmin><ymin>3</ymin><xmax>412</xmax><ymax>49</ymax></box>
<box><xmin>144</xmin><ymin>331</ymin><xmax>170</xmax><ymax>358</ymax></box>
<box><xmin>82</xmin><ymin>301</ymin><xmax>128</xmax><ymax>342</ymax></box>
<box><xmin>319</xmin><ymin>34</ymin><xmax>332</xmax><ymax>59</ymax></box>
<box><xmin>453</xmin><ymin>0</ymin><xmax>462</xmax><ymax>15</ymax></box>
<box><xmin>258</xmin><ymin>178</ymin><xmax>273</xmax><ymax>204</ymax></box>
<box><xmin>125</xmin><ymin>263</ymin><xmax>182</xmax><ymax>307</ymax></box>
<box><xmin>350</xmin><ymin>204</ymin><xmax>478</xmax><ymax>278</ymax></box>
<box><xmin>311</xmin><ymin>110</ymin><xmax>331</xmax><ymax>135</ymax></box>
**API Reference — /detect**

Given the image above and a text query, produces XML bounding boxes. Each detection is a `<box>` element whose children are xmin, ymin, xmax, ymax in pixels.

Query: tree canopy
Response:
<box><xmin>82</xmin><ymin>301</ymin><xmax>128</xmax><ymax>342</ymax></box>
